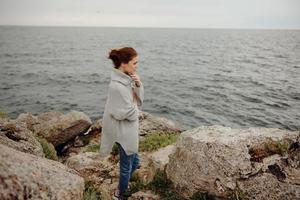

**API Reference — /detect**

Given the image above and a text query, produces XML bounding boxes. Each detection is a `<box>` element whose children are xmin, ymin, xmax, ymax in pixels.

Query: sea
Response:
<box><xmin>0</xmin><ymin>26</ymin><xmax>299</xmax><ymax>131</ymax></box>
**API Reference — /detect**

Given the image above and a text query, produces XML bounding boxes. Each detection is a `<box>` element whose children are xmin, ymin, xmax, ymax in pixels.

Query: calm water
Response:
<box><xmin>0</xmin><ymin>26</ymin><xmax>299</xmax><ymax>131</ymax></box>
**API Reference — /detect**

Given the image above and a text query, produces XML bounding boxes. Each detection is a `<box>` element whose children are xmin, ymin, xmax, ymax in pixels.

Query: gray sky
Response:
<box><xmin>0</xmin><ymin>0</ymin><xmax>299</xmax><ymax>29</ymax></box>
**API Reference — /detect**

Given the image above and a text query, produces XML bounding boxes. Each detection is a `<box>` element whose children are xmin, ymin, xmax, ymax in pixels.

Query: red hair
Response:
<box><xmin>108</xmin><ymin>47</ymin><xmax>138</xmax><ymax>68</ymax></box>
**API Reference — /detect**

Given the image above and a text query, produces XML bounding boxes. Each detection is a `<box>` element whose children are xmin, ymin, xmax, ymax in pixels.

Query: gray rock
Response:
<box><xmin>166</xmin><ymin>125</ymin><xmax>300</xmax><ymax>200</ymax></box>
<box><xmin>65</xmin><ymin>152</ymin><xmax>118</xmax><ymax>197</ymax></box>
<box><xmin>139</xmin><ymin>112</ymin><xmax>182</xmax><ymax>136</ymax></box>
<box><xmin>238</xmin><ymin>173</ymin><xmax>300</xmax><ymax>200</ymax></box>
<box><xmin>33</xmin><ymin>110</ymin><xmax>92</xmax><ymax>146</ymax></box>
<box><xmin>0</xmin><ymin>144</ymin><xmax>84</xmax><ymax>200</ymax></box>
<box><xmin>16</xmin><ymin>112</ymin><xmax>39</xmax><ymax>131</ymax></box>
<box><xmin>0</xmin><ymin>119</ymin><xmax>44</xmax><ymax>157</ymax></box>
<box><xmin>142</xmin><ymin>145</ymin><xmax>176</xmax><ymax>183</ymax></box>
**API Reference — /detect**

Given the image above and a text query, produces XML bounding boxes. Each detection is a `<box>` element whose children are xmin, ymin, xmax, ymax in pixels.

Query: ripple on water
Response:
<box><xmin>265</xmin><ymin>101</ymin><xmax>291</xmax><ymax>109</ymax></box>
<box><xmin>21</xmin><ymin>72</ymin><xmax>38</xmax><ymax>78</ymax></box>
<box><xmin>240</xmin><ymin>95</ymin><xmax>264</xmax><ymax>104</ymax></box>
<box><xmin>153</xmin><ymin>104</ymin><xmax>173</xmax><ymax>115</ymax></box>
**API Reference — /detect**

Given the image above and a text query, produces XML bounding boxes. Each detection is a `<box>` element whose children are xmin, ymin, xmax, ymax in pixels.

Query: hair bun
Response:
<box><xmin>108</xmin><ymin>49</ymin><xmax>119</xmax><ymax>60</ymax></box>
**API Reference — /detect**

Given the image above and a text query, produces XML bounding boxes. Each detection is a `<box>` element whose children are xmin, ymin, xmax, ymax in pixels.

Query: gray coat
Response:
<box><xmin>100</xmin><ymin>68</ymin><xmax>144</xmax><ymax>156</ymax></box>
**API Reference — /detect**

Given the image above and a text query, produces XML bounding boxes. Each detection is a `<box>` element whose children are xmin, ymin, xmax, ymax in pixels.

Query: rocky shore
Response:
<box><xmin>0</xmin><ymin>110</ymin><xmax>299</xmax><ymax>200</ymax></box>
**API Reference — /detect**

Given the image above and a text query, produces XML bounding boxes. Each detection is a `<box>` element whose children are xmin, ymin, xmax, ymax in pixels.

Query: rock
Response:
<box><xmin>0</xmin><ymin>144</ymin><xmax>84</xmax><ymax>200</ymax></box>
<box><xmin>141</xmin><ymin>145</ymin><xmax>176</xmax><ymax>183</ymax></box>
<box><xmin>16</xmin><ymin>112</ymin><xmax>39</xmax><ymax>131</ymax></box>
<box><xmin>65</xmin><ymin>152</ymin><xmax>118</xmax><ymax>197</ymax></box>
<box><xmin>73</xmin><ymin>135</ymin><xmax>85</xmax><ymax>147</ymax></box>
<box><xmin>33</xmin><ymin>111</ymin><xmax>92</xmax><ymax>147</ymax></box>
<box><xmin>166</xmin><ymin>125</ymin><xmax>300</xmax><ymax>200</ymax></box>
<box><xmin>149</xmin><ymin>145</ymin><xmax>175</xmax><ymax>170</ymax></box>
<box><xmin>58</xmin><ymin>133</ymin><xmax>101</xmax><ymax>162</ymax></box>
<box><xmin>238</xmin><ymin>173</ymin><xmax>300</xmax><ymax>200</ymax></box>
<box><xmin>139</xmin><ymin>112</ymin><xmax>182</xmax><ymax>136</ymax></box>
<box><xmin>65</xmin><ymin>151</ymin><xmax>162</xmax><ymax>198</ymax></box>
<box><xmin>66</xmin><ymin>118</ymin><xmax>102</xmax><ymax>154</ymax></box>
<box><xmin>129</xmin><ymin>190</ymin><xmax>160</xmax><ymax>200</ymax></box>
<box><xmin>65</xmin><ymin>152</ymin><xmax>112</xmax><ymax>174</ymax></box>
<box><xmin>85</xmin><ymin>118</ymin><xmax>102</xmax><ymax>135</ymax></box>
<box><xmin>0</xmin><ymin>119</ymin><xmax>44</xmax><ymax>157</ymax></box>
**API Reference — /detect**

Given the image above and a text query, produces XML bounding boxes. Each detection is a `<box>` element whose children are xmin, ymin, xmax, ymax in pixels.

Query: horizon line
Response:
<box><xmin>0</xmin><ymin>24</ymin><xmax>299</xmax><ymax>31</ymax></box>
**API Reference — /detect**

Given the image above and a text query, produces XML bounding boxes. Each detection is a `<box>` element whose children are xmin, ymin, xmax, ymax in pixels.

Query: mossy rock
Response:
<box><xmin>36</xmin><ymin>137</ymin><xmax>58</xmax><ymax>161</ymax></box>
<box><xmin>249</xmin><ymin>137</ymin><xmax>289</xmax><ymax>162</ymax></box>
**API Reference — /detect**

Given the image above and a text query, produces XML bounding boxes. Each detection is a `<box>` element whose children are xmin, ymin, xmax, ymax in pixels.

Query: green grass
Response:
<box><xmin>36</xmin><ymin>137</ymin><xmax>58</xmax><ymax>161</ymax></box>
<box><xmin>130</xmin><ymin>171</ymin><xmax>140</xmax><ymax>182</ymax></box>
<box><xmin>274</xmin><ymin>140</ymin><xmax>289</xmax><ymax>156</ymax></box>
<box><xmin>0</xmin><ymin>111</ymin><xmax>7</xmax><ymax>118</ymax></box>
<box><xmin>264</xmin><ymin>138</ymin><xmax>289</xmax><ymax>156</ymax></box>
<box><xmin>191</xmin><ymin>192</ymin><xmax>215</xmax><ymax>200</ymax></box>
<box><xmin>227</xmin><ymin>185</ymin><xmax>245</xmax><ymax>200</ymax></box>
<box><xmin>148</xmin><ymin>170</ymin><xmax>182</xmax><ymax>200</ymax></box>
<box><xmin>83</xmin><ymin>181</ymin><xmax>102</xmax><ymax>200</ymax></box>
<box><xmin>84</xmin><ymin>131</ymin><xmax>180</xmax><ymax>155</ymax></box>
<box><xmin>86</xmin><ymin>144</ymin><xmax>100</xmax><ymax>152</ymax></box>
<box><xmin>126</xmin><ymin>179</ymin><xmax>148</xmax><ymax>196</ymax></box>
<box><xmin>111</xmin><ymin>143</ymin><xmax>119</xmax><ymax>156</ymax></box>
<box><xmin>127</xmin><ymin>170</ymin><xmax>220</xmax><ymax>200</ymax></box>
<box><xmin>122</xmin><ymin>170</ymin><xmax>173</xmax><ymax>199</ymax></box>
<box><xmin>139</xmin><ymin>132</ymin><xmax>180</xmax><ymax>152</ymax></box>
<box><xmin>249</xmin><ymin>138</ymin><xmax>290</xmax><ymax>162</ymax></box>
<box><xmin>80</xmin><ymin>135</ymin><xmax>92</xmax><ymax>146</ymax></box>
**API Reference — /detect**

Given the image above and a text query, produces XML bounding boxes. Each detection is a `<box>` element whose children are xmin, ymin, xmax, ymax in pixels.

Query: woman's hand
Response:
<box><xmin>129</xmin><ymin>73</ymin><xmax>141</xmax><ymax>87</ymax></box>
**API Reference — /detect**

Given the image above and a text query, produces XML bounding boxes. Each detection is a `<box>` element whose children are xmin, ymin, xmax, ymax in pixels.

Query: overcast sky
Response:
<box><xmin>0</xmin><ymin>0</ymin><xmax>299</xmax><ymax>29</ymax></box>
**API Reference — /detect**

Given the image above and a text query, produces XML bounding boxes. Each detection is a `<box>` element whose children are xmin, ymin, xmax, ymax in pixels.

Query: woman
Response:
<box><xmin>99</xmin><ymin>47</ymin><xmax>144</xmax><ymax>199</ymax></box>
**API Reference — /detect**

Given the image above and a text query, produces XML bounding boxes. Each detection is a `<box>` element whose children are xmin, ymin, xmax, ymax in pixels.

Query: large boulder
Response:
<box><xmin>33</xmin><ymin>111</ymin><xmax>92</xmax><ymax>147</ymax></box>
<box><xmin>0</xmin><ymin>144</ymin><xmax>84</xmax><ymax>200</ymax></box>
<box><xmin>0</xmin><ymin>119</ymin><xmax>44</xmax><ymax>157</ymax></box>
<box><xmin>139</xmin><ymin>112</ymin><xmax>182</xmax><ymax>136</ymax></box>
<box><xmin>166</xmin><ymin>125</ymin><xmax>300</xmax><ymax>200</ymax></box>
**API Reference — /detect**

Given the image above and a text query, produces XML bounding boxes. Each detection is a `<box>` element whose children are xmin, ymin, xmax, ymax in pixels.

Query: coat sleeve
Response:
<box><xmin>109</xmin><ymin>83</ymin><xmax>139</xmax><ymax>121</ymax></box>
<box><xmin>133</xmin><ymin>82</ymin><xmax>144</xmax><ymax>106</ymax></box>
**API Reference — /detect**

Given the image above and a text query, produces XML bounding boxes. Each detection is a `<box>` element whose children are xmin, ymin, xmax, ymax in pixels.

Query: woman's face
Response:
<box><xmin>123</xmin><ymin>56</ymin><xmax>138</xmax><ymax>75</ymax></box>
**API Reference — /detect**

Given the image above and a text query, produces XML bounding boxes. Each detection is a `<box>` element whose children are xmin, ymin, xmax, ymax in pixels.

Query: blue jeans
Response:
<box><xmin>117</xmin><ymin>143</ymin><xmax>139</xmax><ymax>195</ymax></box>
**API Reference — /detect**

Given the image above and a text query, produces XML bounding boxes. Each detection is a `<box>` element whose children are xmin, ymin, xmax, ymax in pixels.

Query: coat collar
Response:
<box><xmin>111</xmin><ymin>68</ymin><xmax>134</xmax><ymax>86</ymax></box>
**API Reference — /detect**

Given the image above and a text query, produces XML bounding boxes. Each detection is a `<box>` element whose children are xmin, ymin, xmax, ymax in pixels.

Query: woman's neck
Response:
<box><xmin>118</xmin><ymin>67</ymin><xmax>131</xmax><ymax>75</ymax></box>
<box><xmin>117</xmin><ymin>67</ymin><xmax>129</xmax><ymax>76</ymax></box>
